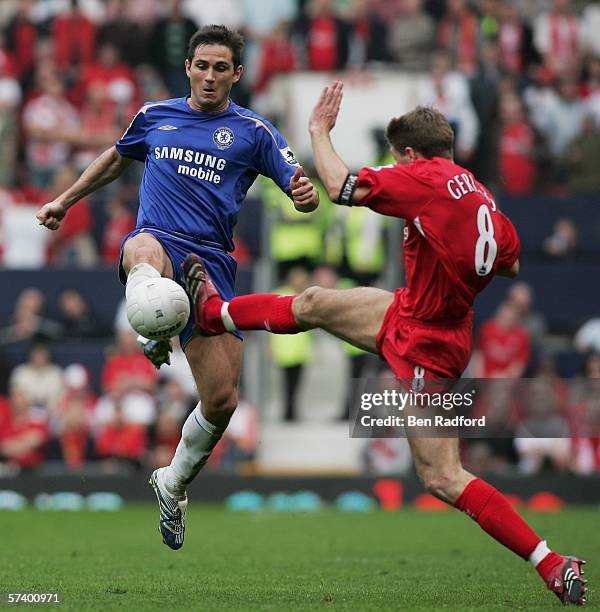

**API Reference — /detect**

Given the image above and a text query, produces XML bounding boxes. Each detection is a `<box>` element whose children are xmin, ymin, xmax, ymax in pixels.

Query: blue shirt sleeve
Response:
<box><xmin>253</xmin><ymin>121</ymin><xmax>298</xmax><ymax>195</ymax></box>
<box><xmin>115</xmin><ymin>107</ymin><xmax>149</xmax><ymax>161</ymax></box>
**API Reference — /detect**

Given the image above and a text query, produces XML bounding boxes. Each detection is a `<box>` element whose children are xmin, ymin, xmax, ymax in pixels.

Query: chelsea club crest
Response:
<box><xmin>213</xmin><ymin>127</ymin><xmax>235</xmax><ymax>150</ymax></box>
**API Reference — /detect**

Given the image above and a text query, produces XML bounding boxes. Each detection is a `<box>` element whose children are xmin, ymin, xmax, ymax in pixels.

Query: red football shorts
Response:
<box><xmin>376</xmin><ymin>291</ymin><xmax>473</xmax><ymax>381</ymax></box>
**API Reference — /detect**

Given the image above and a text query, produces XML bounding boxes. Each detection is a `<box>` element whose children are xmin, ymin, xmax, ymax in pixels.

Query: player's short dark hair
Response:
<box><xmin>187</xmin><ymin>25</ymin><xmax>245</xmax><ymax>69</ymax></box>
<box><xmin>385</xmin><ymin>107</ymin><xmax>454</xmax><ymax>160</ymax></box>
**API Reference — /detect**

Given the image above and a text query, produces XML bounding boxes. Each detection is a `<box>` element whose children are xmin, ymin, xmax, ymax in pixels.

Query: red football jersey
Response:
<box><xmin>356</xmin><ymin>157</ymin><xmax>520</xmax><ymax>323</ymax></box>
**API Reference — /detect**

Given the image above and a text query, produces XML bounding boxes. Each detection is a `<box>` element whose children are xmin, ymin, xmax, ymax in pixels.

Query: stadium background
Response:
<box><xmin>0</xmin><ymin>0</ymin><xmax>599</xmax><ymax>509</ymax></box>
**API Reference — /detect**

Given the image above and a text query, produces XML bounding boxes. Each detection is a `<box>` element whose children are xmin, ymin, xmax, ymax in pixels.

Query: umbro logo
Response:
<box><xmin>158</xmin><ymin>125</ymin><xmax>178</xmax><ymax>131</ymax></box>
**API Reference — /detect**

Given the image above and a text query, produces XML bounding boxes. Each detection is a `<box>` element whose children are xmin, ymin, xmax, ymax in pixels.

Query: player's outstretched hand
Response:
<box><xmin>36</xmin><ymin>200</ymin><xmax>67</xmax><ymax>231</ymax></box>
<box><xmin>290</xmin><ymin>165</ymin><xmax>319</xmax><ymax>213</ymax></box>
<box><xmin>309</xmin><ymin>80</ymin><xmax>343</xmax><ymax>136</ymax></box>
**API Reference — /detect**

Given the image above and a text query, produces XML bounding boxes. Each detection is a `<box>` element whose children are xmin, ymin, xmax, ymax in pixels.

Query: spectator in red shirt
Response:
<box><xmin>294</xmin><ymin>0</ymin><xmax>350</xmax><ymax>71</ymax></box>
<box><xmin>254</xmin><ymin>22</ymin><xmax>297</xmax><ymax>95</ymax></box>
<box><xmin>52</xmin><ymin>0</ymin><xmax>96</xmax><ymax>76</ymax></box>
<box><xmin>76</xmin><ymin>42</ymin><xmax>138</xmax><ymax>109</ymax></box>
<box><xmin>51</xmin><ymin>365</ymin><xmax>96</xmax><ymax>469</ymax></box>
<box><xmin>475</xmin><ymin>301</ymin><xmax>531</xmax><ymax>378</ymax></box>
<box><xmin>55</xmin><ymin>363</ymin><xmax>95</xmax><ymax>415</ymax></box>
<box><xmin>499</xmin><ymin>92</ymin><xmax>536</xmax><ymax>194</ymax></box>
<box><xmin>95</xmin><ymin>398</ymin><xmax>147</xmax><ymax>465</ymax></box>
<box><xmin>0</xmin><ymin>388</ymin><xmax>49</xmax><ymax>469</ymax></box>
<box><xmin>56</xmin><ymin>401</ymin><xmax>94</xmax><ymax>469</ymax></box>
<box><xmin>4</xmin><ymin>0</ymin><xmax>38</xmax><ymax>82</ymax></box>
<box><xmin>102</xmin><ymin>330</ymin><xmax>158</xmax><ymax>396</ymax></box>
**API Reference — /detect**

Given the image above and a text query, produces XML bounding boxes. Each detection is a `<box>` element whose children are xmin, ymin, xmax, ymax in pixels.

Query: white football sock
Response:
<box><xmin>529</xmin><ymin>540</ymin><xmax>551</xmax><ymax>567</ymax></box>
<box><xmin>125</xmin><ymin>262</ymin><xmax>160</xmax><ymax>300</ymax></box>
<box><xmin>163</xmin><ymin>404</ymin><xmax>224</xmax><ymax>499</ymax></box>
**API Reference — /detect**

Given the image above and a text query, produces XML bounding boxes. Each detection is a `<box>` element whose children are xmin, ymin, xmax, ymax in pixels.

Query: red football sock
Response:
<box><xmin>203</xmin><ymin>294</ymin><xmax>301</xmax><ymax>334</ymax></box>
<box><xmin>535</xmin><ymin>551</ymin><xmax>564</xmax><ymax>583</ymax></box>
<box><xmin>455</xmin><ymin>478</ymin><xmax>541</xmax><ymax>560</ymax></box>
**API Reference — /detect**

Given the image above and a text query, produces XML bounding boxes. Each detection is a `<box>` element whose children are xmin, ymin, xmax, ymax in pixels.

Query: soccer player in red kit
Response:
<box><xmin>182</xmin><ymin>82</ymin><xmax>587</xmax><ymax>605</ymax></box>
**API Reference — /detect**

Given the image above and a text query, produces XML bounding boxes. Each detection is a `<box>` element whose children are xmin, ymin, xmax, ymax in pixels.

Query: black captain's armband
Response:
<box><xmin>338</xmin><ymin>174</ymin><xmax>358</xmax><ymax>206</ymax></box>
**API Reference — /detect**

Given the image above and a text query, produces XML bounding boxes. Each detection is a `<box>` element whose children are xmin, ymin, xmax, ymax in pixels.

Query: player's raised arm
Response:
<box><xmin>308</xmin><ymin>80</ymin><xmax>371</xmax><ymax>206</ymax></box>
<box><xmin>36</xmin><ymin>146</ymin><xmax>133</xmax><ymax>231</ymax></box>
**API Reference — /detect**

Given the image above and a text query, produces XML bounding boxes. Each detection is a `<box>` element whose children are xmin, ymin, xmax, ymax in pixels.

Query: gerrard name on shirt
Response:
<box><xmin>446</xmin><ymin>172</ymin><xmax>496</xmax><ymax>210</ymax></box>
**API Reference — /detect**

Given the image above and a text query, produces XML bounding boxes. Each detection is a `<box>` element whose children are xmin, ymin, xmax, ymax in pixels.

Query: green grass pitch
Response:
<box><xmin>1</xmin><ymin>505</ymin><xmax>598</xmax><ymax>611</ymax></box>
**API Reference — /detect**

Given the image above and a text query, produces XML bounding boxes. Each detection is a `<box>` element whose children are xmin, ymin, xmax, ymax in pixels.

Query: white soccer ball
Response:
<box><xmin>126</xmin><ymin>277</ymin><xmax>190</xmax><ymax>340</ymax></box>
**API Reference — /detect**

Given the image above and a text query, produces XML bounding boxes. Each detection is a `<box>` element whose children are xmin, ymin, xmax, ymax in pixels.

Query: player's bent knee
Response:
<box><xmin>122</xmin><ymin>235</ymin><xmax>168</xmax><ymax>276</ymax></box>
<box><xmin>292</xmin><ymin>286</ymin><xmax>323</xmax><ymax>328</ymax></box>
<box><xmin>202</xmin><ymin>386</ymin><xmax>239</xmax><ymax>421</ymax></box>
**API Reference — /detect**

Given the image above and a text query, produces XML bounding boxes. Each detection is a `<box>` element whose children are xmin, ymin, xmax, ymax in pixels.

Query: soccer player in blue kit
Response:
<box><xmin>36</xmin><ymin>25</ymin><xmax>320</xmax><ymax>550</ymax></box>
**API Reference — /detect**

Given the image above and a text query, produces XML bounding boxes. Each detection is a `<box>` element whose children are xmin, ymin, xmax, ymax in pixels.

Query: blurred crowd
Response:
<box><xmin>0</xmin><ymin>0</ymin><xmax>598</xmax><ymax>249</ymax></box>
<box><xmin>0</xmin><ymin>0</ymin><xmax>599</xmax><ymax>477</ymax></box>
<box><xmin>0</xmin><ymin>329</ymin><xmax>259</xmax><ymax>474</ymax></box>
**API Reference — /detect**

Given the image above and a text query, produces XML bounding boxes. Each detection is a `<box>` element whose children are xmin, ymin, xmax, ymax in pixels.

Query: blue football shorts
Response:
<box><xmin>118</xmin><ymin>226</ymin><xmax>242</xmax><ymax>348</ymax></box>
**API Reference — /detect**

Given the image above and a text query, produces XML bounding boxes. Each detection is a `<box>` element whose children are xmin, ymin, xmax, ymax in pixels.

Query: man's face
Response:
<box><xmin>185</xmin><ymin>44</ymin><xmax>242</xmax><ymax>112</ymax></box>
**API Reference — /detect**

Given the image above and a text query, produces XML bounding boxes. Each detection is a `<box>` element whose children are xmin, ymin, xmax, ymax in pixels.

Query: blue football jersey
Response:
<box><xmin>115</xmin><ymin>97</ymin><xmax>299</xmax><ymax>251</ymax></box>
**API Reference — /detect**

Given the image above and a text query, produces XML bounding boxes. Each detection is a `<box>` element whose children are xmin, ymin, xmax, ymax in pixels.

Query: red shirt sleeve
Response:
<box><xmin>355</xmin><ymin>164</ymin><xmax>428</xmax><ymax>219</ymax></box>
<box><xmin>496</xmin><ymin>212</ymin><xmax>521</xmax><ymax>269</ymax></box>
